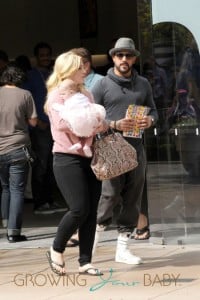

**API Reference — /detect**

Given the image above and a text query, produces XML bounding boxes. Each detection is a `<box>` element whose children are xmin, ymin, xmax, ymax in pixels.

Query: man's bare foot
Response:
<box><xmin>66</xmin><ymin>231</ymin><xmax>79</xmax><ymax>247</ymax></box>
<box><xmin>134</xmin><ymin>226</ymin><xmax>150</xmax><ymax>240</ymax></box>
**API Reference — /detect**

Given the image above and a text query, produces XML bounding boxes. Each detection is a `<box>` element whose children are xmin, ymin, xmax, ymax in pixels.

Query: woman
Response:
<box><xmin>0</xmin><ymin>65</ymin><xmax>37</xmax><ymax>242</ymax></box>
<box><xmin>45</xmin><ymin>51</ymin><xmax>108</xmax><ymax>276</ymax></box>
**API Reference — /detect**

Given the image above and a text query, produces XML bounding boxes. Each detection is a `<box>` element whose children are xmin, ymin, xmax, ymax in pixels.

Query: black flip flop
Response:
<box><xmin>46</xmin><ymin>251</ymin><xmax>65</xmax><ymax>276</ymax></box>
<box><xmin>134</xmin><ymin>226</ymin><xmax>150</xmax><ymax>240</ymax></box>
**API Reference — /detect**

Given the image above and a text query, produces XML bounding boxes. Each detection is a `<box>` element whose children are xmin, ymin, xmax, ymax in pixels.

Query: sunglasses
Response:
<box><xmin>115</xmin><ymin>52</ymin><xmax>134</xmax><ymax>59</ymax></box>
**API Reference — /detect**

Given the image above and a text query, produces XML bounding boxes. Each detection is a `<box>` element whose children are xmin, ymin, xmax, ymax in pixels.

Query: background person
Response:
<box><xmin>23</xmin><ymin>42</ymin><xmax>66</xmax><ymax>214</ymax></box>
<box><xmin>67</xmin><ymin>47</ymin><xmax>105</xmax><ymax>246</ymax></box>
<box><xmin>73</xmin><ymin>45</ymin><xmax>151</xmax><ymax>241</ymax></box>
<box><xmin>71</xmin><ymin>47</ymin><xmax>104</xmax><ymax>91</ymax></box>
<box><xmin>0</xmin><ymin>65</ymin><xmax>37</xmax><ymax>242</ymax></box>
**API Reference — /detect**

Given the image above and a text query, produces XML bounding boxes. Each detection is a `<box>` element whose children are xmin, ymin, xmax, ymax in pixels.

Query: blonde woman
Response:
<box><xmin>45</xmin><ymin>51</ymin><xmax>107</xmax><ymax>276</ymax></box>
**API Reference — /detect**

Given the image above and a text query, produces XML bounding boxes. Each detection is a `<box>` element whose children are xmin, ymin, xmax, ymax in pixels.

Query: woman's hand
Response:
<box><xmin>95</xmin><ymin>120</ymin><xmax>109</xmax><ymax>133</ymax></box>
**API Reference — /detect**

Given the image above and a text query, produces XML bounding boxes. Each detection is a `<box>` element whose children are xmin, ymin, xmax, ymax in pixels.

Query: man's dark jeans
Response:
<box><xmin>0</xmin><ymin>147</ymin><xmax>28</xmax><ymax>235</ymax></box>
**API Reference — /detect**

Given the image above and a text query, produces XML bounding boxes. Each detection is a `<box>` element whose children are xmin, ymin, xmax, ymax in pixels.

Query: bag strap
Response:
<box><xmin>95</xmin><ymin>128</ymin><xmax>115</xmax><ymax>141</ymax></box>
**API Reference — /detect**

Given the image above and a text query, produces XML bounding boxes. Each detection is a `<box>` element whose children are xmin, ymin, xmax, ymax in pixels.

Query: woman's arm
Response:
<box><xmin>47</xmin><ymin>89</ymin><xmax>74</xmax><ymax>133</ymax></box>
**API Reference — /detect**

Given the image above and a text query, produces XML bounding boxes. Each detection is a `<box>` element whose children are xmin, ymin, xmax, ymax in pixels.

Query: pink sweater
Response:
<box><xmin>47</xmin><ymin>88</ymin><xmax>94</xmax><ymax>156</ymax></box>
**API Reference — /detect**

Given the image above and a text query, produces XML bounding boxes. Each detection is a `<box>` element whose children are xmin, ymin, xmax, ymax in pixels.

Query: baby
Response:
<box><xmin>53</xmin><ymin>78</ymin><xmax>106</xmax><ymax>157</ymax></box>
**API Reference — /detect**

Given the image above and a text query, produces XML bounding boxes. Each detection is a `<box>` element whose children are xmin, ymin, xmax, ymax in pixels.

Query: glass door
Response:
<box><xmin>138</xmin><ymin>1</ymin><xmax>200</xmax><ymax>244</ymax></box>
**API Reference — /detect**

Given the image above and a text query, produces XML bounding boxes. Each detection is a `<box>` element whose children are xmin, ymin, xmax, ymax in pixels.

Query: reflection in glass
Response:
<box><xmin>144</xmin><ymin>21</ymin><xmax>200</xmax><ymax>245</ymax></box>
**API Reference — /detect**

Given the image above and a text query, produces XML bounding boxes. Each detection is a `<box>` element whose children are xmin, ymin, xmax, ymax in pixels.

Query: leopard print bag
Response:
<box><xmin>91</xmin><ymin>130</ymin><xmax>138</xmax><ymax>180</ymax></box>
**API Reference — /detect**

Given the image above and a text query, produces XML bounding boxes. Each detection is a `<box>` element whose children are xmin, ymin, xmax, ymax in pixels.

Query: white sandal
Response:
<box><xmin>79</xmin><ymin>263</ymin><xmax>103</xmax><ymax>276</ymax></box>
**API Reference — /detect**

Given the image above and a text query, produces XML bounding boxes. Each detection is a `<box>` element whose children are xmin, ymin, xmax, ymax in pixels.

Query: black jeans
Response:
<box><xmin>97</xmin><ymin>144</ymin><xmax>146</xmax><ymax>233</ymax></box>
<box><xmin>52</xmin><ymin>153</ymin><xmax>101</xmax><ymax>266</ymax></box>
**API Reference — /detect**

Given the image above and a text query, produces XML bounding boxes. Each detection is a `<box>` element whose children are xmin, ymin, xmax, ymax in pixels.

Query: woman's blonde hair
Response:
<box><xmin>45</xmin><ymin>51</ymin><xmax>84</xmax><ymax>113</ymax></box>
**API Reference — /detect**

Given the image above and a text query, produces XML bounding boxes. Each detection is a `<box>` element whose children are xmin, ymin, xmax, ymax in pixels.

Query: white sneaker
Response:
<box><xmin>115</xmin><ymin>249</ymin><xmax>142</xmax><ymax>265</ymax></box>
<box><xmin>92</xmin><ymin>224</ymin><xmax>106</xmax><ymax>254</ymax></box>
<box><xmin>96</xmin><ymin>224</ymin><xmax>106</xmax><ymax>232</ymax></box>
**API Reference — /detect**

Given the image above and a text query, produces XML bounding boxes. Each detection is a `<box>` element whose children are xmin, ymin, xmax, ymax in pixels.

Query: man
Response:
<box><xmin>71</xmin><ymin>47</ymin><xmax>104</xmax><ymax>91</ymax></box>
<box><xmin>92</xmin><ymin>37</ymin><xmax>158</xmax><ymax>264</ymax></box>
<box><xmin>24</xmin><ymin>42</ymin><xmax>67</xmax><ymax>214</ymax></box>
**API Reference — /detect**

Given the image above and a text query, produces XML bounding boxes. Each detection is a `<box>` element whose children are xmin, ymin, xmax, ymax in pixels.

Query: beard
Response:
<box><xmin>115</xmin><ymin>63</ymin><xmax>132</xmax><ymax>75</ymax></box>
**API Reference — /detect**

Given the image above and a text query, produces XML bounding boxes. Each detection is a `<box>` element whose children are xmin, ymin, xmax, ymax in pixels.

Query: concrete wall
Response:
<box><xmin>0</xmin><ymin>0</ymin><xmax>138</xmax><ymax>59</ymax></box>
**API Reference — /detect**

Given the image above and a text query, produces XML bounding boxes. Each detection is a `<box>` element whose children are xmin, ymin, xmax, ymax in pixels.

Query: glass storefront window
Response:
<box><xmin>141</xmin><ymin>0</ymin><xmax>200</xmax><ymax>244</ymax></box>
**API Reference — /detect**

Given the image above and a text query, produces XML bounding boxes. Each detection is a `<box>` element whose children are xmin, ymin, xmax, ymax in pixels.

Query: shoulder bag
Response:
<box><xmin>91</xmin><ymin>129</ymin><xmax>138</xmax><ymax>180</ymax></box>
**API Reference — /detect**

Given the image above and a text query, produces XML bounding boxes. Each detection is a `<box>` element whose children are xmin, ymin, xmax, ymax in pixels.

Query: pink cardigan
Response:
<box><xmin>47</xmin><ymin>87</ymin><xmax>94</xmax><ymax>157</ymax></box>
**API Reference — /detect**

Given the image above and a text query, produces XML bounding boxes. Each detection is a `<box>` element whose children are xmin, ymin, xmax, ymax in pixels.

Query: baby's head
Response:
<box><xmin>59</xmin><ymin>78</ymin><xmax>79</xmax><ymax>99</ymax></box>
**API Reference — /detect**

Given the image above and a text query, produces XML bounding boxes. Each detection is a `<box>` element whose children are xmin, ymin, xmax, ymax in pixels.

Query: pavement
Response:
<box><xmin>0</xmin><ymin>202</ymin><xmax>200</xmax><ymax>300</ymax></box>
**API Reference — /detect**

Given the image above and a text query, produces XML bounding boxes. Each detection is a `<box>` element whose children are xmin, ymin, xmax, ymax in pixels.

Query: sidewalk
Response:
<box><xmin>0</xmin><ymin>203</ymin><xmax>200</xmax><ymax>300</ymax></box>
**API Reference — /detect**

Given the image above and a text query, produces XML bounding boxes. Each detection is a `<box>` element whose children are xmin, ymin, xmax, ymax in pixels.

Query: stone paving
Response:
<box><xmin>1</xmin><ymin>209</ymin><xmax>200</xmax><ymax>300</ymax></box>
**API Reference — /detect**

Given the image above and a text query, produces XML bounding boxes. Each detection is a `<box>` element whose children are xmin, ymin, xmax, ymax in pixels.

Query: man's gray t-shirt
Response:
<box><xmin>0</xmin><ymin>86</ymin><xmax>37</xmax><ymax>154</ymax></box>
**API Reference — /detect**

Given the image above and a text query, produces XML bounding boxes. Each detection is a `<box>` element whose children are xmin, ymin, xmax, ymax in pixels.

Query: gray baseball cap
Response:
<box><xmin>109</xmin><ymin>37</ymin><xmax>140</xmax><ymax>57</ymax></box>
